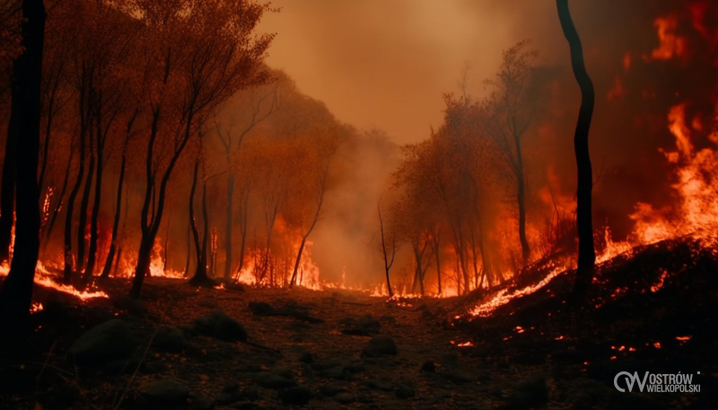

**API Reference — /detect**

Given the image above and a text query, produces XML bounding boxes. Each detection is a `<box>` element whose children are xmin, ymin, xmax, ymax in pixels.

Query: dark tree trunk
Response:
<box><xmin>234</xmin><ymin>193</ymin><xmax>249</xmax><ymax>280</ymax></box>
<box><xmin>100</xmin><ymin>110</ymin><xmax>135</xmax><ymax>279</ymax></box>
<box><xmin>99</xmin><ymin>156</ymin><xmax>124</xmax><ymax>279</ymax></box>
<box><xmin>432</xmin><ymin>233</ymin><xmax>441</xmax><ymax>295</ymax></box>
<box><xmin>224</xmin><ymin>174</ymin><xmax>234</xmax><ymax>279</ymax></box>
<box><xmin>190</xmin><ymin>172</ymin><xmax>212</xmax><ymax>286</ymax></box>
<box><xmin>42</xmin><ymin>138</ymin><xmax>73</xmax><ymax>247</ymax></box>
<box><xmin>557</xmin><ymin>0</ymin><xmax>596</xmax><ymax>299</ymax></box>
<box><xmin>0</xmin><ymin>0</ymin><xmax>46</xmax><ymax>323</ymax></box>
<box><xmin>516</xmin><ymin>149</ymin><xmax>530</xmax><ymax>264</ymax></box>
<box><xmin>77</xmin><ymin>131</ymin><xmax>95</xmax><ymax>273</ymax></box>
<box><xmin>162</xmin><ymin>207</ymin><xmax>172</xmax><ymax>273</ymax></box>
<box><xmin>63</xmin><ymin>128</ymin><xmax>85</xmax><ymax>282</ymax></box>
<box><xmin>84</xmin><ymin>117</ymin><xmax>105</xmax><ymax>280</ymax></box>
<box><xmin>130</xmin><ymin>108</ymin><xmax>192</xmax><ymax>299</ymax></box>
<box><xmin>184</xmin><ymin>207</ymin><xmax>192</xmax><ymax>278</ymax></box>
<box><xmin>0</xmin><ymin>79</ymin><xmax>18</xmax><ymax>264</ymax></box>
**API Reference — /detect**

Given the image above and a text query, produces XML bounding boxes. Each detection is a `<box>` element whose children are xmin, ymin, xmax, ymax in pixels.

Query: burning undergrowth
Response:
<box><xmin>450</xmin><ymin>235</ymin><xmax>718</xmax><ymax>407</ymax></box>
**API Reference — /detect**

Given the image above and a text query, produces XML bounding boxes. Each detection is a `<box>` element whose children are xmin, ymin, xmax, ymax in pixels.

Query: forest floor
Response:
<box><xmin>1</xmin><ymin>236</ymin><xmax>717</xmax><ymax>409</ymax></box>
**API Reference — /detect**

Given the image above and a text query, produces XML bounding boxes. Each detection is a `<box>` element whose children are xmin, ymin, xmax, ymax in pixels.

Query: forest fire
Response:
<box><xmin>1</xmin><ymin>1</ymin><xmax>717</xmax><ymax>409</ymax></box>
<box><xmin>0</xmin><ymin>262</ymin><xmax>108</xmax><ymax>301</ymax></box>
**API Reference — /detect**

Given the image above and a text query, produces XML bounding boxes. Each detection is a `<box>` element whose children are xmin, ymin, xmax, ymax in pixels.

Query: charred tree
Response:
<box><xmin>289</xmin><ymin>173</ymin><xmax>327</xmax><ymax>288</ymax></box>
<box><xmin>100</xmin><ymin>110</ymin><xmax>137</xmax><ymax>279</ymax></box>
<box><xmin>0</xmin><ymin>0</ymin><xmax>46</xmax><ymax>323</ymax></box>
<box><xmin>0</xmin><ymin>74</ymin><xmax>18</xmax><ymax>264</ymax></box>
<box><xmin>62</xmin><ymin>88</ymin><xmax>88</xmax><ymax>282</ymax></box>
<box><xmin>42</xmin><ymin>135</ymin><xmax>74</xmax><ymax>246</ymax></box>
<box><xmin>189</xmin><ymin>152</ymin><xmax>213</xmax><ymax>287</ymax></box>
<box><xmin>77</xmin><ymin>126</ymin><xmax>95</xmax><ymax>273</ymax></box>
<box><xmin>557</xmin><ymin>0</ymin><xmax>596</xmax><ymax>299</ymax></box>
<box><xmin>378</xmin><ymin>204</ymin><xmax>398</xmax><ymax>297</ymax></box>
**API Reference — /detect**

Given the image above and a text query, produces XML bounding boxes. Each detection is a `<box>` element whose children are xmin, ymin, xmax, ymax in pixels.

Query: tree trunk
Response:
<box><xmin>557</xmin><ymin>0</ymin><xmax>596</xmax><ymax>300</ymax></box>
<box><xmin>63</xmin><ymin>128</ymin><xmax>85</xmax><ymax>282</ymax></box>
<box><xmin>0</xmin><ymin>0</ymin><xmax>46</xmax><ymax>324</ymax></box>
<box><xmin>129</xmin><ymin>235</ymin><xmax>153</xmax><ymax>298</ymax></box>
<box><xmin>0</xmin><ymin>77</ymin><xmax>18</xmax><ymax>264</ymax></box>
<box><xmin>516</xmin><ymin>155</ymin><xmax>530</xmax><ymax>264</ymax></box>
<box><xmin>224</xmin><ymin>174</ymin><xmax>234</xmax><ymax>279</ymax></box>
<box><xmin>42</xmin><ymin>139</ymin><xmax>73</xmax><ymax>247</ymax></box>
<box><xmin>184</xmin><ymin>220</ymin><xmax>191</xmax><ymax>277</ymax></box>
<box><xmin>190</xmin><ymin>175</ymin><xmax>212</xmax><ymax>286</ymax></box>
<box><xmin>84</xmin><ymin>121</ymin><xmax>104</xmax><ymax>280</ymax></box>
<box><xmin>77</xmin><ymin>132</ymin><xmax>95</xmax><ymax>273</ymax></box>
<box><xmin>432</xmin><ymin>234</ymin><xmax>441</xmax><ymax>295</ymax></box>
<box><xmin>100</xmin><ymin>147</ymin><xmax>127</xmax><ymax>279</ymax></box>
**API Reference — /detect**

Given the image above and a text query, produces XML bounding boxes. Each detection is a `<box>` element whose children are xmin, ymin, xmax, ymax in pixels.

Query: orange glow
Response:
<box><xmin>468</xmin><ymin>261</ymin><xmax>569</xmax><ymax>317</ymax></box>
<box><xmin>650</xmin><ymin>16</ymin><xmax>686</xmax><ymax>61</ymax></box>
<box><xmin>30</xmin><ymin>302</ymin><xmax>43</xmax><ymax>313</ymax></box>
<box><xmin>0</xmin><ymin>262</ymin><xmax>108</xmax><ymax>301</ymax></box>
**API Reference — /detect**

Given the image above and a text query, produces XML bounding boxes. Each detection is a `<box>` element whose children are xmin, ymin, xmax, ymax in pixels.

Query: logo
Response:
<box><xmin>614</xmin><ymin>371</ymin><xmax>701</xmax><ymax>393</ymax></box>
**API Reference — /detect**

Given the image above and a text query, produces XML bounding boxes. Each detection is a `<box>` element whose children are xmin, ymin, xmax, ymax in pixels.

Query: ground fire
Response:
<box><xmin>0</xmin><ymin>1</ymin><xmax>716</xmax><ymax>409</ymax></box>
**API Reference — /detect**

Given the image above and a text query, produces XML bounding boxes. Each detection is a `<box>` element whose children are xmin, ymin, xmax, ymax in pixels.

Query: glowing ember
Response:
<box><xmin>676</xmin><ymin>336</ymin><xmax>692</xmax><ymax>342</ymax></box>
<box><xmin>469</xmin><ymin>263</ymin><xmax>566</xmax><ymax>317</ymax></box>
<box><xmin>651</xmin><ymin>269</ymin><xmax>669</xmax><ymax>293</ymax></box>
<box><xmin>30</xmin><ymin>302</ymin><xmax>43</xmax><ymax>313</ymax></box>
<box><xmin>456</xmin><ymin>341</ymin><xmax>474</xmax><ymax>347</ymax></box>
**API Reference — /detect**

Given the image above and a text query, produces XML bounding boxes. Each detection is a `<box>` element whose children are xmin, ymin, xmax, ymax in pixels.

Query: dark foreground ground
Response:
<box><xmin>1</xmin><ymin>237</ymin><xmax>716</xmax><ymax>409</ymax></box>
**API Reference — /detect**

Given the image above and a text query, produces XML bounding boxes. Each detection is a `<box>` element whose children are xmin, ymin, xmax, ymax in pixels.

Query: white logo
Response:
<box><xmin>614</xmin><ymin>371</ymin><xmax>700</xmax><ymax>393</ymax></box>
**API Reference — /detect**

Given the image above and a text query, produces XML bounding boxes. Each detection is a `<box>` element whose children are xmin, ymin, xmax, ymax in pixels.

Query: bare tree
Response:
<box><xmin>557</xmin><ymin>0</ymin><xmax>596</xmax><ymax>300</ymax></box>
<box><xmin>484</xmin><ymin>41</ymin><xmax>538</xmax><ymax>265</ymax></box>
<box><xmin>215</xmin><ymin>86</ymin><xmax>279</xmax><ymax>279</ymax></box>
<box><xmin>0</xmin><ymin>0</ymin><xmax>45</xmax><ymax>323</ymax></box>
<box><xmin>378</xmin><ymin>202</ymin><xmax>399</xmax><ymax>297</ymax></box>
<box><xmin>289</xmin><ymin>141</ymin><xmax>336</xmax><ymax>288</ymax></box>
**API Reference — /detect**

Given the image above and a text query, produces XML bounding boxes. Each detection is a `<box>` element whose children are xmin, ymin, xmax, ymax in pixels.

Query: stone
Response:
<box><xmin>193</xmin><ymin>311</ymin><xmax>247</xmax><ymax>342</ymax></box>
<box><xmin>363</xmin><ymin>378</ymin><xmax>393</xmax><ymax>391</ymax></box>
<box><xmin>253</xmin><ymin>371</ymin><xmax>296</xmax><ymax>389</ymax></box>
<box><xmin>299</xmin><ymin>351</ymin><xmax>314</xmax><ymax>364</ymax></box>
<box><xmin>395</xmin><ymin>384</ymin><xmax>415</xmax><ymax>399</ymax></box>
<box><xmin>241</xmin><ymin>386</ymin><xmax>260</xmax><ymax>401</ymax></box>
<box><xmin>153</xmin><ymin>326</ymin><xmax>189</xmax><ymax>352</ymax></box>
<box><xmin>278</xmin><ymin>386</ymin><xmax>311</xmax><ymax>405</ymax></box>
<box><xmin>69</xmin><ymin>319</ymin><xmax>136</xmax><ymax>366</ymax></box>
<box><xmin>502</xmin><ymin>375</ymin><xmax>548</xmax><ymax>409</ymax></box>
<box><xmin>334</xmin><ymin>392</ymin><xmax>355</xmax><ymax>404</ymax></box>
<box><xmin>141</xmin><ymin>379</ymin><xmax>189</xmax><ymax>408</ymax></box>
<box><xmin>420</xmin><ymin>360</ymin><xmax>435</xmax><ymax>372</ymax></box>
<box><xmin>361</xmin><ymin>334</ymin><xmax>398</xmax><ymax>357</ymax></box>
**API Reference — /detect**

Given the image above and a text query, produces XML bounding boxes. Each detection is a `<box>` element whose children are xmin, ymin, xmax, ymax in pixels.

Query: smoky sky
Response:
<box><xmin>259</xmin><ymin>0</ymin><xmax>718</xmax><ymax>242</ymax></box>
<box><xmin>259</xmin><ymin>0</ymin><xmax>658</xmax><ymax>145</ymax></box>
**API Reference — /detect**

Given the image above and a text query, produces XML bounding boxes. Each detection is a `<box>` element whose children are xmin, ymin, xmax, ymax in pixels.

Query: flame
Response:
<box><xmin>649</xmin><ymin>16</ymin><xmax>687</xmax><ymax>61</ymax></box>
<box><xmin>30</xmin><ymin>302</ymin><xmax>43</xmax><ymax>313</ymax></box>
<box><xmin>469</xmin><ymin>261</ymin><xmax>568</xmax><ymax>317</ymax></box>
<box><xmin>0</xmin><ymin>262</ymin><xmax>108</xmax><ymax>301</ymax></box>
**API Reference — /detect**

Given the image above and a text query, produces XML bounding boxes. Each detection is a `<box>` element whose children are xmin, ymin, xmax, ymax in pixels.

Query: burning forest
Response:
<box><xmin>1</xmin><ymin>0</ymin><xmax>717</xmax><ymax>409</ymax></box>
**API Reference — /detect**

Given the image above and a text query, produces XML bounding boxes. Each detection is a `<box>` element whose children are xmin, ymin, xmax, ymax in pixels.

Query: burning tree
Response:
<box><xmin>483</xmin><ymin>41</ymin><xmax>539</xmax><ymax>266</ymax></box>
<box><xmin>126</xmin><ymin>0</ymin><xmax>274</xmax><ymax>298</ymax></box>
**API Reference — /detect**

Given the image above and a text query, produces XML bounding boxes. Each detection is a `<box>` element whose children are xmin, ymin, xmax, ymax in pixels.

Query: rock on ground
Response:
<box><xmin>193</xmin><ymin>310</ymin><xmax>247</xmax><ymax>342</ymax></box>
<box><xmin>69</xmin><ymin>319</ymin><xmax>137</xmax><ymax>366</ymax></box>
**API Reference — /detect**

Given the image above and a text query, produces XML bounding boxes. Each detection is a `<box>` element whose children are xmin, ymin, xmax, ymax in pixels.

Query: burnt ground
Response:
<box><xmin>1</xmin><ymin>236</ymin><xmax>717</xmax><ymax>409</ymax></box>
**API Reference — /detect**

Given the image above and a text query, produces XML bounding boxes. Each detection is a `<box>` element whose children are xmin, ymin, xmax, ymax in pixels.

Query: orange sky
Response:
<box><xmin>259</xmin><ymin>0</ymin><xmax>590</xmax><ymax>144</ymax></box>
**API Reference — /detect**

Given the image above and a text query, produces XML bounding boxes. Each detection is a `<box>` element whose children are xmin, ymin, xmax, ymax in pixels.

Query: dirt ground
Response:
<box><xmin>2</xmin><ymin>239</ymin><xmax>716</xmax><ymax>410</ymax></box>
<box><xmin>1</xmin><ymin>279</ymin><xmax>518</xmax><ymax>409</ymax></box>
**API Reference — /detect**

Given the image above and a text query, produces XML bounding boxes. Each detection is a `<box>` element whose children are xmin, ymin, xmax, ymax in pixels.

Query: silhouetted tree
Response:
<box><xmin>0</xmin><ymin>0</ymin><xmax>45</xmax><ymax>323</ymax></box>
<box><xmin>557</xmin><ymin>0</ymin><xmax>596</xmax><ymax>299</ymax></box>
<box><xmin>484</xmin><ymin>41</ymin><xmax>538</xmax><ymax>265</ymax></box>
